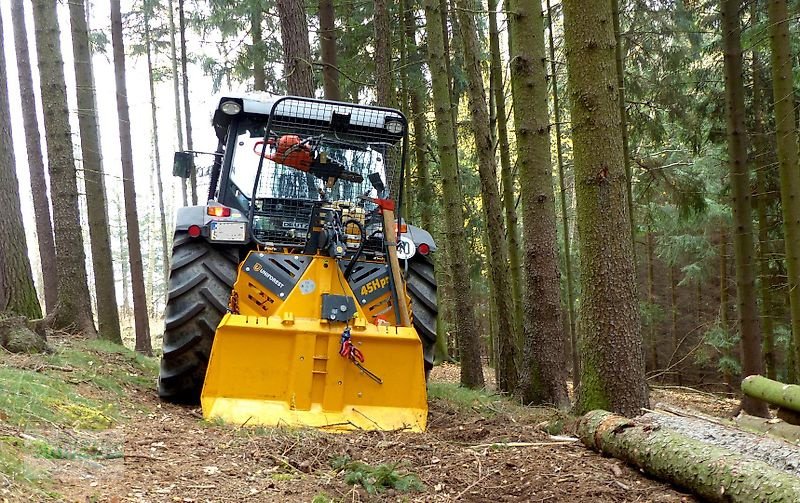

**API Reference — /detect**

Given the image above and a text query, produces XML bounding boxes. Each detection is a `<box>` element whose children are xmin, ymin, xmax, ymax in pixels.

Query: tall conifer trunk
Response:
<box><xmin>611</xmin><ymin>0</ymin><xmax>634</xmax><ymax>241</ymax></box>
<box><xmin>767</xmin><ymin>0</ymin><xmax>800</xmax><ymax>379</ymax></box>
<box><xmin>144</xmin><ymin>4</ymin><xmax>171</xmax><ymax>294</ymax></box>
<box><xmin>319</xmin><ymin>0</ymin><xmax>340</xmax><ymax>100</ymax></box>
<box><xmin>423</xmin><ymin>0</ymin><xmax>484</xmax><ymax>388</ymax></box>
<box><xmin>751</xmin><ymin>4</ymin><xmax>776</xmax><ymax>379</ymax></box>
<box><xmin>562</xmin><ymin>0</ymin><xmax>648</xmax><ymax>416</ymax></box>
<box><xmin>720</xmin><ymin>0</ymin><xmax>767</xmax><ymax>416</ymax></box>
<box><xmin>507</xmin><ymin>0</ymin><xmax>568</xmax><ymax>406</ymax></box>
<box><xmin>489</xmin><ymin>0</ymin><xmax>523</xmax><ymax>347</ymax></box>
<box><xmin>455</xmin><ymin>0</ymin><xmax>518</xmax><ymax>393</ymax></box>
<box><xmin>546</xmin><ymin>0</ymin><xmax>578</xmax><ymax>384</ymax></box>
<box><xmin>111</xmin><ymin>0</ymin><xmax>152</xmax><ymax>355</ymax></box>
<box><xmin>32</xmin><ymin>0</ymin><xmax>97</xmax><ymax>335</ymax></box>
<box><xmin>374</xmin><ymin>0</ymin><xmax>394</xmax><ymax>107</ymax></box>
<box><xmin>10</xmin><ymin>0</ymin><xmax>57</xmax><ymax>314</ymax></box>
<box><xmin>167</xmin><ymin>0</ymin><xmax>187</xmax><ymax>206</ymax></box>
<box><xmin>0</xmin><ymin>7</ymin><xmax>41</xmax><ymax>319</ymax></box>
<box><xmin>277</xmin><ymin>0</ymin><xmax>314</xmax><ymax>97</ymax></box>
<box><xmin>252</xmin><ymin>7</ymin><xmax>266</xmax><ymax>92</ymax></box>
<box><xmin>178</xmin><ymin>0</ymin><xmax>197</xmax><ymax>205</ymax></box>
<box><xmin>69</xmin><ymin>0</ymin><xmax>121</xmax><ymax>342</ymax></box>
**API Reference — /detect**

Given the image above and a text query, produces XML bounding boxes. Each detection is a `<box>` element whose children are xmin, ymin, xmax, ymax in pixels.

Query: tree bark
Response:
<box><xmin>721</xmin><ymin>0</ymin><xmax>768</xmax><ymax>417</ymax></box>
<box><xmin>546</xmin><ymin>0</ymin><xmax>578</xmax><ymax>385</ymax></box>
<box><xmin>423</xmin><ymin>0</ymin><xmax>484</xmax><ymax>388</ymax></box>
<box><xmin>734</xmin><ymin>413</ymin><xmax>800</xmax><ymax>444</ymax></box>
<box><xmin>0</xmin><ymin>7</ymin><xmax>42</xmax><ymax>319</ymax></box>
<box><xmin>767</xmin><ymin>0</ymin><xmax>800</xmax><ymax>380</ymax></box>
<box><xmin>32</xmin><ymin>0</ymin><xmax>96</xmax><ymax>335</ymax></box>
<box><xmin>563</xmin><ymin>0</ymin><xmax>648</xmax><ymax>416</ymax></box>
<box><xmin>610</xmin><ymin>0</ymin><xmax>635</xmax><ymax>242</ymax></box>
<box><xmin>167</xmin><ymin>0</ymin><xmax>187</xmax><ymax>206</ymax></box>
<box><xmin>455</xmin><ymin>0</ymin><xmax>518</xmax><ymax>394</ymax></box>
<box><xmin>750</xmin><ymin>7</ymin><xmax>775</xmax><ymax>379</ymax></box>
<box><xmin>178</xmin><ymin>0</ymin><xmax>197</xmax><ymax>205</ymax></box>
<box><xmin>507</xmin><ymin>0</ymin><xmax>568</xmax><ymax>406</ymax></box>
<box><xmin>646</xmin><ymin>228</ymin><xmax>658</xmax><ymax>372</ymax></box>
<box><xmin>111</xmin><ymin>0</ymin><xmax>152</xmax><ymax>355</ymax></box>
<box><xmin>742</xmin><ymin>375</ymin><xmax>800</xmax><ymax>412</ymax></box>
<box><xmin>69</xmin><ymin>0</ymin><xmax>122</xmax><ymax>343</ymax></box>
<box><xmin>670</xmin><ymin>265</ymin><xmax>681</xmax><ymax>385</ymax></box>
<box><xmin>374</xmin><ymin>0</ymin><xmax>394</xmax><ymax>107</ymax></box>
<box><xmin>277</xmin><ymin>0</ymin><xmax>314</xmax><ymax>97</ymax></box>
<box><xmin>9</xmin><ymin>0</ymin><xmax>56</xmax><ymax>314</ymax></box>
<box><xmin>491</xmin><ymin>0</ymin><xmax>523</xmax><ymax>350</ymax></box>
<box><xmin>319</xmin><ymin>0</ymin><xmax>340</xmax><ymax>100</ymax></box>
<box><xmin>577</xmin><ymin>410</ymin><xmax>800</xmax><ymax>502</ymax></box>
<box><xmin>252</xmin><ymin>7</ymin><xmax>266</xmax><ymax>92</ymax></box>
<box><xmin>719</xmin><ymin>228</ymin><xmax>735</xmax><ymax>391</ymax></box>
<box><xmin>144</xmin><ymin>4</ymin><xmax>171</xmax><ymax>297</ymax></box>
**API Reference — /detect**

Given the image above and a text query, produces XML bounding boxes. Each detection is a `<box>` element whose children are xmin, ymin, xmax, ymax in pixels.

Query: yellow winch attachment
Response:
<box><xmin>200</xmin><ymin>251</ymin><xmax>428</xmax><ymax>432</ymax></box>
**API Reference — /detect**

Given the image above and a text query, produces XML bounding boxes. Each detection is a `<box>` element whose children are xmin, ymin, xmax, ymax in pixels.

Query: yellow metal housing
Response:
<box><xmin>201</xmin><ymin>251</ymin><xmax>428</xmax><ymax>432</ymax></box>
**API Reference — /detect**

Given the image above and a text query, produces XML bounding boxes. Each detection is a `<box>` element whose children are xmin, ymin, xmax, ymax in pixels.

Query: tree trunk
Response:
<box><xmin>719</xmin><ymin>228</ymin><xmax>734</xmax><ymax>391</ymax></box>
<box><xmin>490</xmin><ymin>0</ymin><xmax>523</xmax><ymax>350</ymax></box>
<box><xmin>277</xmin><ymin>0</ymin><xmax>314</xmax><ymax>97</ymax></box>
<box><xmin>144</xmin><ymin>4</ymin><xmax>171</xmax><ymax>296</ymax></box>
<box><xmin>767</xmin><ymin>0</ymin><xmax>800</xmax><ymax>380</ymax></box>
<box><xmin>455</xmin><ymin>0</ymin><xmax>518</xmax><ymax>394</ymax></box>
<box><xmin>610</xmin><ymin>0</ymin><xmax>634</xmax><ymax>242</ymax></box>
<box><xmin>750</xmin><ymin>8</ymin><xmax>776</xmax><ymax>379</ymax></box>
<box><xmin>111</xmin><ymin>0</ymin><xmax>152</xmax><ymax>355</ymax></box>
<box><xmin>742</xmin><ymin>375</ymin><xmax>800</xmax><ymax>412</ymax></box>
<box><xmin>646</xmin><ymin>229</ymin><xmax>658</xmax><ymax>372</ymax></box>
<box><xmin>734</xmin><ymin>413</ymin><xmax>800</xmax><ymax>444</ymax></box>
<box><xmin>423</xmin><ymin>0</ymin><xmax>484</xmax><ymax>388</ymax></box>
<box><xmin>32</xmin><ymin>0</ymin><xmax>96</xmax><ymax>335</ymax></box>
<box><xmin>117</xmin><ymin>201</ymin><xmax>131</xmax><ymax>317</ymax></box>
<box><xmin>178</xmin><ymin>0</ymin><xmax>197</xmax><ymax>205</ymax></box>
<box><xmin>721</xmin><ymin>0</ymin><xmax>768</xmax><ymax>417</ymax></box>
<box><xmin>374</xmin><ymin>0</ymin><xmax>394</xmax><ymax>107</ymax></box>
<box><xmin>670</xmin><ymin>265</ymin><xmax>681</xmax><ymax>386</ymax></box>
<box><xmin>167</xmin><ymin>0</ymin><xmax>187</xmax><ymax>206</ymax></box>
<box><xmin>506</xmin><ymin>0</ymin><xmax>568</xmax><ymax>406</ymax></box>
<box><xmin>562</xmin><ymin>0</ymin><xmax>648</xmax><ymax>416</ymax></box>
<box><xmin>577</xmin><ymin>410</ymin><xmax>800</xmax><ymax>502</ymax></box>
<box><xmin>9</xmin><ymin>0</ymin><xmax>56</xmax><ymax>314</ymax></box>
<box><xmin>0</xmin><ymin>8</ymin><xmax>41</xmax><ymax>319</ymax></box>
<box><xmin>546</xmin><ymin>0</ymin><xmax>578</xmax><ymax>385</ymax></box>
<box><xmin>252</xmin><ymin>7</ymin><xmax>266</xmax><ymax>92</ymax></box>
<box><xmin>69</xmin><ymin>0</ymin><xmax>121</xmax><ymax>343</ymax></box>
<box><xmin>319</xmin><ymin>0</ymin><xmax>340</xmax><ymax>100</ymax></box>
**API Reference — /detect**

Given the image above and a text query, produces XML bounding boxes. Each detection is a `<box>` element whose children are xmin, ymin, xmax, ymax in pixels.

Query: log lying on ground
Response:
<box><xmin>742</xmin><ymin>375</ymin><xmax>800</xmax><ymax>413</ymax></box>
<box><xmin>776</xmin><ymin>407</ymin><xmax>800</xmax><ymax>426</ymax></box>
<box><xmin>734</xmin><ymin>413</ymin><xmax>800</xmax><ymax>445</ymax></box>
<box><xmin>577</xmin><ymin>410</ymin><xmax>800</xmax><ymax>502</ymax></box>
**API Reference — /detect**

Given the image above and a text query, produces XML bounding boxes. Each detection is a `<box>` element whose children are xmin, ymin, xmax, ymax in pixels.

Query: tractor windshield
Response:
<box><xmin>227</xmin><ymin>98</ymin><xmax>407</xmax><ymax>247</ymax></box>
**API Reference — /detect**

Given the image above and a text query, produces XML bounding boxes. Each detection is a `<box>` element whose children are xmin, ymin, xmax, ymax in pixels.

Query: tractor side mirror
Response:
<box><xmin>173</xmin><ymin>151</ymin><xmax>193</xmax><ymax>178</ymax></box>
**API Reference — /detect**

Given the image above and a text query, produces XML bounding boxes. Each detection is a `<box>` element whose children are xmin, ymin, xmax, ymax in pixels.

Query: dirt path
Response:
<box><xmin>110</xmin><ymin>373</ymin><xmax>694</xmax><ymax>502</ymax></box>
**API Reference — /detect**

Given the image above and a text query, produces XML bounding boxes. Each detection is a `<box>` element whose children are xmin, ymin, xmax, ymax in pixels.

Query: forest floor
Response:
<box><xmin>1</xmin><ymin>337</ymin><xmax>705</xmax><ymax>502</ymax></box>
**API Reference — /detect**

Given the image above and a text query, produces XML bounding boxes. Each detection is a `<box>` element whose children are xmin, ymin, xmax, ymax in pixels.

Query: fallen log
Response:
<box><xmin>734</xmin><ymin>413</ymin><xmax>800</xmax><ymax>445</ymax></box>
<box><xmin>577</xmin><ymin>410</ymin><xmax>800</xmax><ymax>502</ymax></box>
<box><xmin>741</xmin><ymin>375</ymin><xmax>800</xmax><ymax>413</ymax></box>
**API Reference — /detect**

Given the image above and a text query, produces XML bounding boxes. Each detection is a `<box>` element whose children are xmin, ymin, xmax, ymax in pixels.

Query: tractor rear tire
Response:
<box><xmin>158</xmin><ymin>232</ymin><xmax>240</xmax><ymax>404</ymax></box>
<box><xmin>405</xmin><ymin>255</ymin><xmax>438</xmax><ymax>376</ymax></box>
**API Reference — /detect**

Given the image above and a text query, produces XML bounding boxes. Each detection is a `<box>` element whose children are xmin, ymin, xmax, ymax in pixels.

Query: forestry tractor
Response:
<box><xmin>158</xmin><ymin>95</ymin><xmax>438</xmax><ymax>432</ymax></box>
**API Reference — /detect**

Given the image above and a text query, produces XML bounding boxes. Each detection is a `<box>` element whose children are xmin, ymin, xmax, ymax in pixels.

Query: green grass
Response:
<box><xmin>427</xmin><ymin>382</ymin><xmax>511</xmax><ymax>414</ymax></box>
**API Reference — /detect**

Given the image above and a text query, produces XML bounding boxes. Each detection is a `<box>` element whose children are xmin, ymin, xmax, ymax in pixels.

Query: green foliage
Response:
<box><xmin>696</xmin><ymin>323</ymin><xmax>740</xmax><ymax>376</ymax></box>
<box><xmin>330</xmin><ymin>456</ymin><xmax>423</xmax><ymax>495</ymax></box>
<box><xmin>427</xmin><ymin>381</ymin><xmax>506</xmax><ymax>414</ymax></box>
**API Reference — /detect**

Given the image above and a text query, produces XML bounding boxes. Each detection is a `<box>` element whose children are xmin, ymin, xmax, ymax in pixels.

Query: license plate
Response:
<box><xmin>210</xmin><ymin>221</ymin><xmax>246</xmax><ymax>241</ymax></box>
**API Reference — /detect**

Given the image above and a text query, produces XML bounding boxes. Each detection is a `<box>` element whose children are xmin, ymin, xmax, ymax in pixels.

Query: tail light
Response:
<box><xmin>417</xmin><ymin>243</ymin><xmax>430</xmax><ymax>256</ymax></box>
<box><xmin>188</xmin><ymin>225</ymin><xmax>202</xmax><ymax>238</ymax></box>
<box><xmin>207</xmin><ymin>206</ymin><xmax>231</xmax><ymax>217</ymax></box>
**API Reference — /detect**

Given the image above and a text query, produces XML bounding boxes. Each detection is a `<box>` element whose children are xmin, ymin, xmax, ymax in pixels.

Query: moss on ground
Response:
<box><xmin>0</xmin><ymin>338</ymin><xmax>157</xmax><ymax>497</ymax></box>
